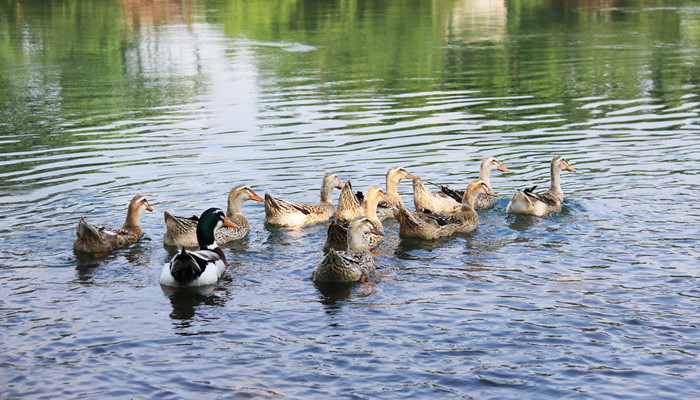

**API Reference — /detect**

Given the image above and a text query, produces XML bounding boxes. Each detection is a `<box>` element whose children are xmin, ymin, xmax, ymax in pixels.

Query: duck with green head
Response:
<box><xmin>160</xmin><ymin>208</ymin><xmax>237</xmax><ymax>287</ymax></box>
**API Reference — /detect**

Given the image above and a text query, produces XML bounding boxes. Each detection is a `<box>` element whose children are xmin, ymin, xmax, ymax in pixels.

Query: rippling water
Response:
<box><xmin>1</xmin><ymin>0</ymin><xmax>699</xmax><ymax>398</ymax></box>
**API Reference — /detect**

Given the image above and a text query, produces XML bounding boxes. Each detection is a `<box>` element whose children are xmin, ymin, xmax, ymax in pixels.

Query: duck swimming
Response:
<box><xmin>395</xmin><ymin>180</ymin><xmax>496</xmax><ymax>239</ymax></box>
<box><xmin>377</xmin><ymin>167</ymin><xmax>419</xmax><ymax>221</ymax></box>
<box><xmin>73</xmin><ymin>195</ymin><xmax>153</xmax><ymax>256</ymax></box>
<box><xmin>163</xmin><ymin>185</ymin><xmax>264</xmax><ymax>247</ymax></box>
<box><xmin>413</xmin><ymin>157</ymin><xmax>509</xmax><ymax>213</ymax></box>
<box><xmin>264</xmin><ymin>173</ymin><xmax>343</xmax><ymax>228</ymax></box>
<box><xmin>506</xmin><ymin>156</ymin><xmax>576</xmax><ymax>217</ymax></box>
<box><xmin>312</xmin><ymin>216</ymin><xmax>384</xmax><ymax>283</ymax></box>
<box><xmin>324</xmin><ymin>186</ymin><xmax>390</xmax><ymax>252</ymax></box>
<box><xmin>160</xmin><ymin>208</ymin><xmax>237</xmax><ymax>287</ymax></box>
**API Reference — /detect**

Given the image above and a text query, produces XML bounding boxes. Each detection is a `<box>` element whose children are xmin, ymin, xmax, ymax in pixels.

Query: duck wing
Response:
<box><xmin>439</xmin><ymin>185</ymin><xmax>464</xmax><ymax>203</ymax></box>
<box><xmin>523</xmin><ymin>185</ymin><xmax>558</xmax><ymax>206</ymax></box>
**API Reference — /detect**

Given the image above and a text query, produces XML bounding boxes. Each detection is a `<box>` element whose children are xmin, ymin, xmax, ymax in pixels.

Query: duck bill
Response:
<box><xmin>146</xmin><ymin>203</ymin><xmax>154</xmax><ymax>212</ymax></box>
<box><xmin>408</xmin><ymin>173</ymin><xmax>420</xmax><ymax>180</ymax></box>
<box><xmin>251</xmin><ymin>192</ymin><xmax>265</xmax><ymax>202</ymax></box>
<box><xmin>382</xmin><ymin>197</ymin><xmax>393</xmax><ymax>205</ymax></box>
<box><xmin>223</xmin><ymin>216</ymin><xmax>238</xmax><ymax>228</ymax></box>
<box><xmin>369</xmin><ymin>228</ymin><xmax>386</xmax><ymax>236</ymax></box>
<box><xmin>498</xmin><ymin>165</ymin><xmax>510</xmax><ymax>173</ymax></box>
<box><xmin>566</xmin><ymin>165</ymin><xmax>577</xmax><ymax>172</ymax></box>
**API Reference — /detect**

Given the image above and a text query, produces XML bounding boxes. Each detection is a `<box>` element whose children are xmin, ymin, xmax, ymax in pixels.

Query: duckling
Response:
<box><xmin>414</xmin><ymin>157</ymin><xmax>509</xmax><ymax>213</ymax></box>
<box><xmin>73</xmin><ymin>195</ymin><xmax>153</xmax><ymax>256</ymax></box>
<box><xmin>163</xmin><ymin>185</ymin><xmax>264</xmax><ymax>247</ymax></box>
<box><xmin>377</xmin><ymin>167</ymin><xmax>419</xmax><ymax>220</ymax></box>
<box><xmin>264</xmin><ymin>173</ymin><xmax>343</xmax><ymax>228</ymax></box>
<box><xmin>395</xmin><ymin>180</ymin><xmax>496</xmax><ymax>239</ymax></box>
<box><xmin>324</xmin><ymin>187</ymin><xmax>391</xmax><ymax>252</ymax></box>
<box><xmin>312</xmin><ymin>216</ymin><xmax>384</xmax><ymax>283</ymax></box>
<box><xmin>506</xmin><ymin>156</ymin><xmax>577</xmax><ymax>217</ymax></box>
<box><xmin>160</xmin><ymin>208</ymin><xmax>237</xmax><ymax>287</ymax></box>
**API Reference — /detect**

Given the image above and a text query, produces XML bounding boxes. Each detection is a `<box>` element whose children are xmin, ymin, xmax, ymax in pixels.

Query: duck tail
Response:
<box><xmin>169</xmin><ymin>248</ymin><xmax>203</xmax><ymax>283</ymax></box>
<box><xmin>323</xmin><ymin>221</ymin><xmax>348</xmax><ymax>253</ymax></box>
<box><xmin>164</xmin><ymin>211</ymin><xmax>197</xmax><ymax>231</ymax></box>
<box><xmin>76</xmin><ymin>217</ymin><xmax>101</xmax><ymax>240</ymax></box>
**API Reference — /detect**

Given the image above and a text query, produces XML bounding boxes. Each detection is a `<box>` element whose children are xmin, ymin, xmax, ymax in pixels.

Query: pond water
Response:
<box><xmin>1</xmin><ymin>0</ymin><xmax>699</xmax><ymax>398</ymax></box>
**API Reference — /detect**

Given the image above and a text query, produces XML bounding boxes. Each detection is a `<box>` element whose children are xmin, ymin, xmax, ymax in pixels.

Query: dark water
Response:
<box><xmin>1</xmin><ymin>0</ymin><xmax>699</xmax><ymax>398</ymax></box>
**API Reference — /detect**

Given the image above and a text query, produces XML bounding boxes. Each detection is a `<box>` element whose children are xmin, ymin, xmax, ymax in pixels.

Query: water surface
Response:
<box><xmin>1</xmin><ymin>0</ymin><xmax>699</xmax><ymax>398</ymax></box>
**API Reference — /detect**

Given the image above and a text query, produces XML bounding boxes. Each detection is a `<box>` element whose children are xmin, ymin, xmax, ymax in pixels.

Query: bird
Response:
<box><xmin>264</xmin><ymin>173</ymin><xmax>343</xmax><ymax>228</ymax></box>
<box><xmin>73</xmin><ymin>195</ymin><xmax>153</xmax><ymax>256</ymax></box>
<box><xmin>163</xmin><ymin>185</ymin><xmax>264</xmax><ymax>247</ymax></box>
<box><xmin>395</xmin><ymin>180</ymin><xmax>496</xmax><ymax>239</ymax></box>
<box><xmin>324</xmin><ymin>186</ymin><xmax>390</xmax><ymax>252</ymax></box>
<box><xmin>413</xmin><ymin>157</ymin><xmax>509</xmax><ymax>213</ymax></box>
<box><xmin>160</xmin><ymin>208</ymin><xmax>237</xmax><ymax>287</ymax></box>
<box><xmin>376</xmin><ymin>167</ymin><xmax>419</xmax><ymax>221</ymax></box>
<box><xmin>312</xmin><ymin>216</ymin><xmax>384</xmax><ymax>283</ymax></box>
<box><xmin>506</xmin><ymin>156</ymin><xmax>577</xmax><ymax>217</ymax></box>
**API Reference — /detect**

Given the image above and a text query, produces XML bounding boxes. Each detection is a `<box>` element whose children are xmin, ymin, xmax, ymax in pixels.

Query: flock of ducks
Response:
<box><xmin>73</xmin><ymin>156</ymin><xmax>577</xmax><ymax>288</ymax></box>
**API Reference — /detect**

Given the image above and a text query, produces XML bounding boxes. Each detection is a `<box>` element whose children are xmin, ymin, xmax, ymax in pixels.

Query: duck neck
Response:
<box><xmin>386</xmin><ymin>175</ymin><xmax>399</xmax><ymax>197</ymax></box>
<box><xmin>478</xmin><ymin>164</ymin><xmax>491</xmax><ymax>186</ymax></box>
<box><xmin>549</xmin><ymin>164</ymin><xmax>563</xmax><ymax>196</ymax></box>
<box><xmin>319</xmin><ymin>179</ymin><xmax>334</xmax><ymax>206</ymax></box>
<box><xmin>227</xmin><ymin>194</ymin><xmax>245</xmax><ymax>218</ymax></box>
<box><xmin>460</xmin><ymin>189</ymin><xmax>478</xmax><ymax>213</ymax></box>
<box><xmin>122</xmin><ymin>206</ymin><xmax>142</xmax><ymax>233</ymax></box>
<box><xmin>364</xmin><ymin>197</ymin><xmax>379</xmax><ymax>220</ymax></box>
<box><xmin>196</xmin><ymin>221</ymin><xmax>218</xmax><ymax>251</ymax></box>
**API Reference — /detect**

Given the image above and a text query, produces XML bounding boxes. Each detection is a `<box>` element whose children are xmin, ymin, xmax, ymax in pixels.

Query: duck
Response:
<box><xmin>413</xmin><ymin>157</ymin><xmax>509</xmax><ymax>213</ymax></box>
<box><xmin>506</xmin><ymin>156</ymin><xmax>577</xmax><ymax>217</ymax></box>
<box><xmin>163</xmin><ymin>185</ymin><xmax>264</xmax><ymax>247</ymax></box>
<box><xmin>312</xmin><ymin>216</ymin><xmax>384</xmax><ymax>283</ymax></box>
<box><xmin>335</xmin><ymin>180</ymin><xmax>364</xmax><ymax>223</ymax></box>
<box><xmin>160</xmin><ymin>208</ymin><xmax>237</xmax><ymax>287</ymax></box>
<box><xmin>264</xmin><ymin>173</ymin><xmax>343</xmax><ymax>228</ymax></box>
<box><xmin>395</xmin><ymin>180</ymin><xmax>496</xmax><ymax>239</ymax></box>
<box><xmin>73</xmin><ymin>195</ymin><xmax>153</xmax><ymax>256</ymax></box>
<box><xmin>376</xmin><ymin>167</ymin><xmax>419</xmax><ymax>220</ymax></box>
<box><xmin>324</xmin><ymin>187</ymin><xmax>391</xmax><ymax>252</ymax></box>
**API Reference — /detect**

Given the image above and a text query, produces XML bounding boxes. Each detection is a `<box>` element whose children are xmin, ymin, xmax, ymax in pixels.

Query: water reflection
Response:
<box><xmin>162</xmin><ymin>285</ymin><xmax>228</xmax><ymax>323</ymax></box>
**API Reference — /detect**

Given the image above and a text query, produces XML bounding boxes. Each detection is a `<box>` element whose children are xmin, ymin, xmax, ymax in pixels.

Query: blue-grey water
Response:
<box><xmin>1</xmin><ymin>0</ymin><xmax>699</xmax><ymax>398</ymax></box>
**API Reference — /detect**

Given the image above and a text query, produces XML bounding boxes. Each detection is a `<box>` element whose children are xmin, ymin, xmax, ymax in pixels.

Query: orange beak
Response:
<box><xmin>223</xmin><ymin>216</ymin><xmax>238</xmax><ymax>228</ymax></box>
<box><xmin>566</xmin><ymin>165</ymin><xmax>577</xmax><ymax>173</ymax></box>
<box><xmin>498</xmin><ymin>164</ymin><xmax>510</xmax><ymax>173</ymax></box>
<box><xmin>408</xmin><ymin>173</ymin><xmax>419</xmax><ymax>180</ymax></box>
<box><xmin>251</xmin><ymin>192</ymin><xmax>265</xmax><ymax>202</ymax></box>
<box><xmin>382</xmin><ymin>197</ymin><xmax>393</xmax><ymax>205</ymax></box>
<box><xmin>145</xmin><ymin>203</ymin><xmax>154</xmax><ymax>212</ymax></box>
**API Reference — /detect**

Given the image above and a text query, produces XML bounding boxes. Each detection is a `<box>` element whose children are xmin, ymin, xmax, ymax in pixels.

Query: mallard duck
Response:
<box><xmin>377</xmin><ymin>167</ymin><xmax>419</xmax><ymax>220</ymax></box>
<box><xmin>395</xmin><ymin>180</ymin><xmax>495</xmax><ymax>239</ymax></box>
<box><xmin>324</xmin><ymin>186</ymin><xmax>390</xmax><ymax>252</ymax></box>
<box><xmin>506</xmin><ymin>156</ymin><xmax>577</xmax><ymax>217</ymax></box>
<box><xmin>312</xmin><ymin>216</ymin><xmax>384</xmax><ymax>283</ymax></box>
<box><xmin>414</xmin><ymin>157</ymin><xmax>509</xmax><ymax>213</ymax></box>
<box><xmin>163</xmin><ymin>185</ymin><xmax>264</xmax><ymax>247</ymax></box>
<box><xmin>160</xmin><ymin>208</ymin><xmax>237</xmax><ymax>287</ymax></box>
<box><xmin>73</xmin><ymin>195</ymin><xmax>153</xmax><ymax>256</ymax></box>
<box><xmin>264</xmin><ymin>173</ymin><xmax>343</xmax><ymax>228</ymax></box>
